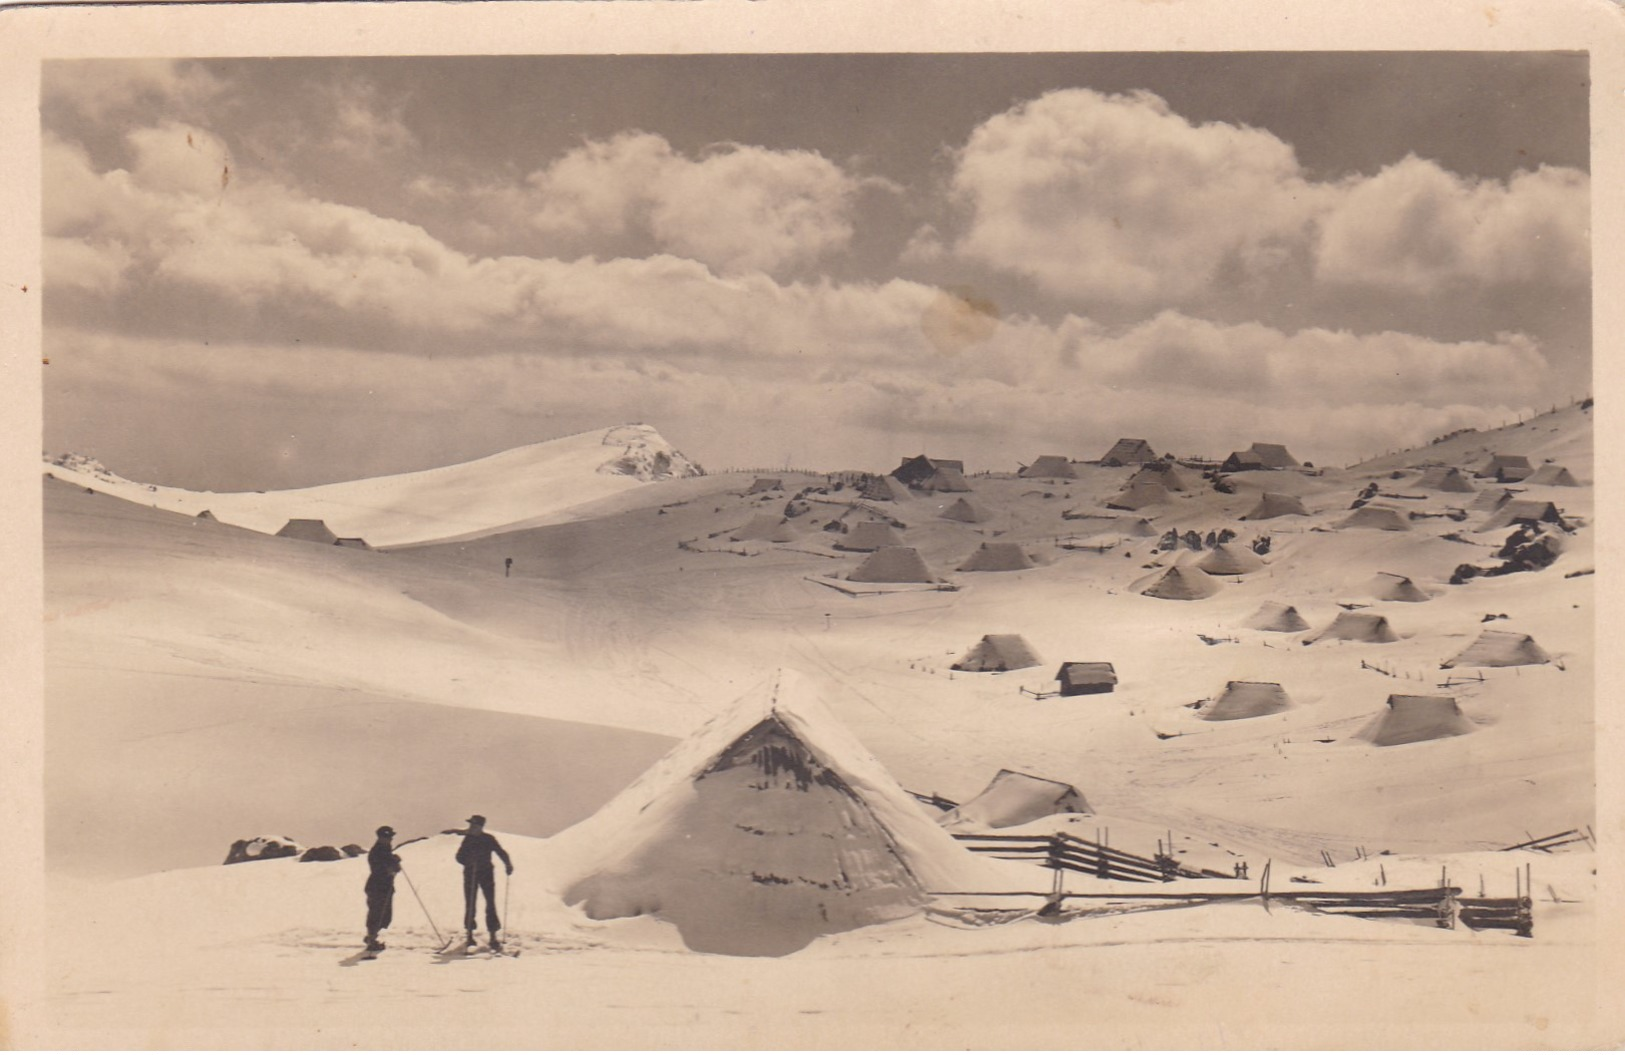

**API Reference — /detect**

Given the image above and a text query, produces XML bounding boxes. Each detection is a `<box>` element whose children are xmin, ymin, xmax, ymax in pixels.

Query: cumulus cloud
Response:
<box><xmin>321</xmin><ymin>78</ymin><xmax>419</xmax><ymax>157</ymax></box>
<box><xmin>126</xmin><ymin>122</ymin><xmax>234</xmax><ymax>197</ymax></box>
<box><xmin>948</xmin><ymin>89</ymin><xmax>1320</xmax><ymax>304</ymax></box>
<box><xmin>43</xmin><ymin>236</ymin><xmax>133</xmax><ymax>295</ymax></box>
<box><xmin>1071</xmin><ymin>311</ymin><xmax>1550</xmax><ymax>406</ymax></box>
<box><xmin>44</xmin><ymin>116</ymin><xmax>1565</xmax><ymax>478</ymax></box>
<box><xmin>1315</xmin><ymin>157</ymin><xmax>1589</xmax><ymax>291</ymax></box>
<box><xmin>523</xmin><ymin>132</ymin><xmax>878</xmax><ymax>275</ymax></box>
<box><xmin>43</xmin><ymin>59</ymin><xmax>225</xmax><ymax>123</ymax></box>
<box><xmin>44</xmin><ymin>121</ymin><xmax>939</xmax><ymax>355</ymax></box>
<box><xmin>937</xmin><ymin>88</ymin><xmax>1589</xmax><ymax>305</ymax></box>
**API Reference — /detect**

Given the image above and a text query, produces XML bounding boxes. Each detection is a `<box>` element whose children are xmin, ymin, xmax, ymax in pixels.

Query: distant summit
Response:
<box><xmin>43</xmin><ymin>424</ymin><xmax>704</xmax><ymax>547</ymax></box>
<box><xmin>596</xmin><ymin>424</ymin><xmax>705</xmax><ymax>482</ymax></box>
<box><xmin>46</xmin><ymin>452</ymin><xmax>114</xmax><ymax>478</ymax></box>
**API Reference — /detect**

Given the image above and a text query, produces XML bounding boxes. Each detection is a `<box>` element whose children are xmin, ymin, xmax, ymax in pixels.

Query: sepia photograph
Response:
<box><xmin>4</xmin><ymin>1</ymin><xmax>1622</xmax><ymax>1048</ymax></box>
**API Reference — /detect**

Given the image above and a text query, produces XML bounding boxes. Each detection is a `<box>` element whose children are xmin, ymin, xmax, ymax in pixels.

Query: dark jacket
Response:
<box><xmin>455</xmin><ymin>830</ymin><xmax>512</xmax><ymax>874</ymax></box>
<box><xmin>365</xmin><ymin>840</ymin><xmax>400</xmax><ymax>895</ymax></box>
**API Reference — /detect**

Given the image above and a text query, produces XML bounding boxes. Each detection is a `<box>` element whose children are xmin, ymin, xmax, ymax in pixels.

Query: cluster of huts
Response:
<box><xmin>941</xmin><ymin>616</ymin><xmax>1554</xmax><ymax>748</ymax></box>
<box><xmin>725</xmin><ymin>436</ymin><xmax>1578</xmax><ymax>753</ymax></box>
<box><xmin>805</xmin><ymin>440</ymin><xmax>1313</xmax><ymax>586</ymax></box>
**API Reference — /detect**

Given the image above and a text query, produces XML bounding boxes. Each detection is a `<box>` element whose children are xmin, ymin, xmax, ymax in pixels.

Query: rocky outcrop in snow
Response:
<box><xmin>223</xmin><ymin>836</ymin><xmax>304</xmax><ymax>865</ymax></box>
<box><xmin>597</xmin><ymin>424</ymin><xmax>704</xmax><ymax>481</ymax></box>
<box><xmin>45</xmin><ymin>452</ymin><xmax>119</xmax><ymax>481</ymax></box>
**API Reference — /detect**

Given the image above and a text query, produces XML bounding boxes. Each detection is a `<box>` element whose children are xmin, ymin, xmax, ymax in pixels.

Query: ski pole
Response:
<box><xmin>503</xmin><ymin>868</ymin><xmax>511</xmax><ymax>933</ymax></box>
<box><xmin>398</xmin><ymin>863</ymin><xmax>444</xmax><ymax>946</ymax></box>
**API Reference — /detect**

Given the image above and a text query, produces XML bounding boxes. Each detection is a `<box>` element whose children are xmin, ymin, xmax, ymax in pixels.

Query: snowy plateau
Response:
<box><xmin>35</xmin><ymin>412</ymin><xmax>1601</xmax><ymax>1048</ymax></box>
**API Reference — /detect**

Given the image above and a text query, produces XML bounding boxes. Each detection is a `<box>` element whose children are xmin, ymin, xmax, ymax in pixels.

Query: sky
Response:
<box><xmin>40</xmin><ymin>53</ymin><xmax>1591</xmax><ymax>490</ymax></box>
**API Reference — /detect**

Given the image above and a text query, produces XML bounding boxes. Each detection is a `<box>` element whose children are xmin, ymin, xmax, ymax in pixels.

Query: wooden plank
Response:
<box><xmin>1047</xmin><ymin>853</ymin><xmax>1165</xmax><ymax>882</ymax></box>
<box><xmin>1289</xmin><ymin>889</ymin><xmax>1456</xmax><ymax>905</ymax></box>
<box><xmin>1048</xmin><ymin>844</ymin><xmax>1150</xmax><ymax>867</ymax></box>
<box><xmin>925</xmin><ymin>886</ymin><xmax>1460</xmax><ymax>906</ymax></box>
<box><xmin>1500</xmin><ymin>829</ymin><xmax>1581</xmax><ymax>852</ymax></box>
<box><xmin>1306</xmin><ymin>903</ymin><xmax>1449</xmax><ymax>910</ymax></box>
<box><xmin>1049</xmin><ymin>860</ymin><xmax>1165</xmax><ymax>884</ymax></box>
<box><xmin>952</xmin><ymin>832</ymin><xmax>1061</xmax><ymax>843</ymax></box>
<box><xmin>1055</xmin><ymin>832</ymin><xmax>1167</xmax><ymax>867</ymax></box>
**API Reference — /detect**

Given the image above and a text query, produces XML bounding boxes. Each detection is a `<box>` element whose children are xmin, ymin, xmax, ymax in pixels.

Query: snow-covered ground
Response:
<box><xmin>27</xmin><ymin>405</ymin><xmax>1609</xmax><ymax>1047</ymax></box>
<box><xmin>42</xmin><ymin>836</ymin><xmax>1598</xmax><ymax>1049</ymax></box>
<box><xmin>43</xmin><ymin>423</ymin><xmax>703</xmax><ymax>547</ymax></box>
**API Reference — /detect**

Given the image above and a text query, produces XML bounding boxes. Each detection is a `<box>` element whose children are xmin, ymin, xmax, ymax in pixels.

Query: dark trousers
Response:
<box><xmin>365</xmin><ymin>888</ymin><xmax>393</xmax><ymax>935</ymax></box>
<box><xmin>463</xmin><ymin>868</ymin><xmax>499</xmax><ymax>933</ymax></box>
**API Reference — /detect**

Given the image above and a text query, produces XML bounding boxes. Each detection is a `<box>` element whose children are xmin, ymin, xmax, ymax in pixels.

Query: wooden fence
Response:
<box><xmin>952</xmin><ymin>831</ymin><xmax>1230</xmax><ymax>882</ymax></box>
<box><xmin>944</xmin><ymin>836</ymin><xmax>1536</xmax><ymax>936</ymax></box>
<box><xmin>1456</xmin><ymin>896</ymin><xmax>1534</xmax><ymax>937</ymax></box>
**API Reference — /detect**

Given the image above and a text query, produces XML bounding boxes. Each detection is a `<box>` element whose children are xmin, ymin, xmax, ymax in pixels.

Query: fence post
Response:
<box><xmin>1039</xmin><ymin>856</ymin><xmax>1066</xmax><ymax>917</ymax></box>
<box><xmin>1438</xmin><ymin>885</ymin><xmax>1458</xmax><ymax>930</ymax></box>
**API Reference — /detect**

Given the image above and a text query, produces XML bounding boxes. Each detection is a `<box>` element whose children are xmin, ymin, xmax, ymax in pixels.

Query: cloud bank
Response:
<box><xmin>942</xmin><ymin>89</ymin><xmax>1588</xmax><ymax>305</ymax></box>
<box><xmin>41</xmin><ymin>65</ymin><xmax>1588</xmax><ymax>487</ymax></box>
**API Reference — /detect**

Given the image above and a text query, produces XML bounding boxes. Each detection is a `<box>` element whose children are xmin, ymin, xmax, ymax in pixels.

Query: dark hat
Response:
<box><xmin>466</xmin><ymin>814</ymin><xmax>486</xmax><ymax>826</ymax></box>
<box><xmin>376</xmin><ymin>825</ymin><xmax>395</xmax><ymax>837</ymax></box>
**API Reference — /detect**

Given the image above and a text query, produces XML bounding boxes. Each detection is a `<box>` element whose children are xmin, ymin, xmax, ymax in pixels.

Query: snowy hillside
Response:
<box><xmin>43</xmin><ymin>423</ymin><xmax>704</xmax><ymax>548</ymax></box>
<box><xmin>1351</xmin><ymin>400</ymin><xmax>1593</xmax><ymax>477</ymax></box>
<box><xmin>36</xmin><ymin>400</ymin><xmax>1600</xmax><ymax>1047</ymax></box>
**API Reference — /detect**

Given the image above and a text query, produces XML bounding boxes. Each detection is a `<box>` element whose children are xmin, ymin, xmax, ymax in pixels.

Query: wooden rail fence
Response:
<box><xmin>1457</xmin><ymin>896</ymin><xmax>1534</xmax><ymax>936</ymax></box>
<box><xmin>952</xmin><ymin>831</ymin><xmax>1231</xmax><ymax>882</ymax></box>
<box><xmin>945</xmin><ymin>838</ymin><xmax>1537</xmax><ymax>936</ymax></box>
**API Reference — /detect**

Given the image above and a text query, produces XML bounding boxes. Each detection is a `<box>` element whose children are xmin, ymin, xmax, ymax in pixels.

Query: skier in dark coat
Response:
<box><xmin>364</xmin><ymin>825</ymin><xmax>401</xmax><ymax>951</ymax></box>
<box><xmin>454</xmin><ymin>814</ymin><xmax>513</xmax><ymax>950</ymax></box>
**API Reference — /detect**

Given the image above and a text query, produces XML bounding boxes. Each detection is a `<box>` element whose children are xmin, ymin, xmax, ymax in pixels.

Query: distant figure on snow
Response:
<box><xmin>452</xmin><ymin>814</ymin><xmax>513</xmax><ymax>950</ymax></box>
<box><xmin>504</xmin><ymin>557</ymin><xmax>513</xmax><ymax>578</ymax></box>
<box><xmin>364</xmin><ymin>825</ymin><xmax>401</xmax><ymax>952</ymax></box>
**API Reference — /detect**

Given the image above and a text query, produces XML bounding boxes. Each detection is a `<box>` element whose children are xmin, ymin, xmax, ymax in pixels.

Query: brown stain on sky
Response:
<box><xmin>922</xmin><ymin>287</ymin><xmax>1001</xmax><ymax>355</ymax></box>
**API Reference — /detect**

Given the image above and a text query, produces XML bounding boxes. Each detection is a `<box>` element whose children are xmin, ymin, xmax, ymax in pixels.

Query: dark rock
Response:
<box><xmin>223</xmin><ymin>836</ymin><xmax>303</xmax><ymax>865</ymax></box>
<box><xmin>300</xmin><ymin>845</ymin><xmax>344</xmax><ymax>863</ymax></box>
<box><xmin>1450</xmin><ymin>563</ymin><xmax>1482</xmax><ymax>585</ymax></box>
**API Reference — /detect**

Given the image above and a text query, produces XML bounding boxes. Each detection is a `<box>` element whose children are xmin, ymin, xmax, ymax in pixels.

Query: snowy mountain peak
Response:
<box><xmin>597</xmin><ymin>423</ymin><xmax>705</xmax><ymax>481</ymax></box>
<box><xmin>43</xmin><ymin>424</ymin><xmax>705</xmax><ymax>547</ymax></box>
<box><xmin>45</xmin><ymin>451</ymin><xmax>118</xmax><ymax>480</ymax></box>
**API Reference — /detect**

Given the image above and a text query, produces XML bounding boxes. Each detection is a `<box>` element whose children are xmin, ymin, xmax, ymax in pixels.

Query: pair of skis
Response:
<box><xmin>435</xmin><ymin>933</ymin><xmax>520</xmax><ymax>959</ymax></box>
<box><xmin>345</xmin><ymin>935</ymin><xmax>519</xmax><ymax>964</ymax></box>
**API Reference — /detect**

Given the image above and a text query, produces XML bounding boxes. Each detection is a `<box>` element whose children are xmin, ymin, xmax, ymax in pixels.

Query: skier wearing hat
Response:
<box><xmin>363</xmin><ymin>825</ymin><xmax>401</xmax><ymax>952</ymax></box>
<box><xmin>454</xmin><ymin>814</ymin><xmax>513</xmax><ymax>950</ymax></box>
